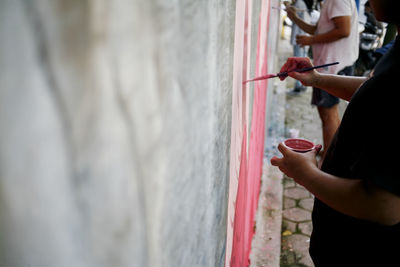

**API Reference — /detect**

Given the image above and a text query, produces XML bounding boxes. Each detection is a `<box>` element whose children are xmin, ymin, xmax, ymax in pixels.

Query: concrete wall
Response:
<box><xmin>0</xmin><ymin>0</ymin><xmax>236</xmax><ymax>266</ymax></box>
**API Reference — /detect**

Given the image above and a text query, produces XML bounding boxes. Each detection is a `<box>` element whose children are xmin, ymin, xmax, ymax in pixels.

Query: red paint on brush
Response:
<box><xmin>243</xmin><ymin>74</ymin><xmax>276</xmax><ymax>84</ymax></box>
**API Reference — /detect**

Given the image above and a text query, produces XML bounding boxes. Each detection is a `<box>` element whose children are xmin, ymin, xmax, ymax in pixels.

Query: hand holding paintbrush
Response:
<box><xmin>243</xmin><ymin>60</ymin><xmax>339</xmax><ymax>84</ymax></box>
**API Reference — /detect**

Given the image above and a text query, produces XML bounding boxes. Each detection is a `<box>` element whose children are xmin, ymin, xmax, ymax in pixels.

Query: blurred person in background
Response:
<box><xmin>285</xmin><ymin>0</ymin><xmax>359</xmax><ymax>154</ymax></box>
<box><xmin>285</xmin><ymin>0</ymin><xmax>314</xmax><ymax>94</ymax></box>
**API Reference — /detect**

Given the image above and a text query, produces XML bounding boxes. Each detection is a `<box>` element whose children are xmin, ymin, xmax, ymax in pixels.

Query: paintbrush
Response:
<box><xmin>243</xmin><ymin>62</ymin><xmax>339</xmax><ymax>84</ymax></box>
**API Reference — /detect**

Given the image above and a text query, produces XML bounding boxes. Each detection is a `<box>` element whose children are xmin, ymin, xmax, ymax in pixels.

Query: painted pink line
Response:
<box><xmin>243</xmin><ymin>0</ymin><xmax>271</xmax><ymax>264</ymax></box>
<box><xmin>229</xmin><ymin>0</ymin><xmax>271</xmax><ymax>266</ymax></box>
<box><xmin>229</xmin><ymin>0</ymin><xmax>251</xmax><ymax>266</ymax></box>
<box><xmin>225</xmin><ymin>0</ymin><xmax>251</xmax><ymax>265</ymax></box>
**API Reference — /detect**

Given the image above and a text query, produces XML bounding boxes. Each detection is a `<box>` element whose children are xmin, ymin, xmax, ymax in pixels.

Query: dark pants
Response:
<box><xmin>311</xmin><ymin>65</ymin><xmax>355</xmax><ymax>108</ymax></box>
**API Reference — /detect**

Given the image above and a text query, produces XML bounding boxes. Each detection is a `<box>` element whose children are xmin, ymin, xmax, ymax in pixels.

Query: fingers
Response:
<box><xmin>296</xmin><ymin>35</ymin><xmax>309</xmax><ymax>46</ymax></box>
<box><xmin>295</xmin><ymin>57</ymin><xmax>313</xmax><ymax>69</ymax></box>
<box><xmin>288</xmin><ymin>71</ymin><xmax>309</xmax><ymax>83</ymax></box>
<box><xmin>270</xmin><ymin>156</ymin><xmax>282</xmax><ymax>166</ymax></box>
<box><xmin>277</xmin><ymin>142</ymin><xmax>292</xmax><ymax>156</ymax></box>
<box><xmin>288</xmin><ymin>71</ymin><xmax>302</xmax><ymax>80</ymax></box>
<box><xmin>295</xmin><ymin>35</ymin><xmax>303</xmax><ymax>45</ymax></box>
<box><xmin>280</xmin><ymin>57</ymin><xmax>312</xmax><ymax>73</ymax></box>
<box><xmin>314</xmin><ymin>144</ymin><xmax>322</xmax><ymax>154</ymax></box>
<box><xmin>271</xmin><ymin>142</ymin><xmax>292</xmax><ymax>166</ymax></box>
<box><xmin>279</xmin><ymin>60</ymin><xmax>290</xmax><ymax>73</ymax></box>
<box><xmin>279</xmin><ymin>57</ymin><xmax>315</xmax><ymax>84</ymax></box>
<box><xmin>286</xmin><ymin>58</ymin><xmax>315</xmax><ymax>86</ymax></box>
<box><xmin>286</xmin><ymin>6</ymin><xmax>296</xmax><ymax>17</ymax></box>
<box><xmin>279</xmin><ymin>58</ymin><xmax>297</xmax><ymax>76</ymax></box>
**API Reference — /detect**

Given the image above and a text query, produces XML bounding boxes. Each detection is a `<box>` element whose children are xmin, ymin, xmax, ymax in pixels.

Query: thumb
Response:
<box><xmin>289</xmin><ymin>71</ymin><xmax>312</xmax><ymax>87</ymax></box>
<box><xmin>277</xmin><ymin>142</ymin><xmax>292</xmax><ymax>156</ymax></box>
<box><xmin>314</xmin><ymin>144</ymin><xmax>322</xmax><ymax>155</ymax></box>
<box><xmin>289</xmin><ymin>71</ymin><xmax>305</xmax><ymax>80</ymax></box>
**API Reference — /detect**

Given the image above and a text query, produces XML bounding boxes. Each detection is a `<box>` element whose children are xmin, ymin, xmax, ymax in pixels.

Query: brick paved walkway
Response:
<box><xmin>280</xmin><ymin>88</ymin><xmax>321</xmax><ymax>267</ymax></box>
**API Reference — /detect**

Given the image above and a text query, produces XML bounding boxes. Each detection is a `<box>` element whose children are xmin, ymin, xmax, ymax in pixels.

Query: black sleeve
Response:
<box><xmin>349</xmin><ymin>89</ymin><xmax>400</xmax><ymax>196</ymax></box>
<box><xmin>350</xmin><ymin>145</ymin><xmax>400</xmax><ymax>196</ymax></box>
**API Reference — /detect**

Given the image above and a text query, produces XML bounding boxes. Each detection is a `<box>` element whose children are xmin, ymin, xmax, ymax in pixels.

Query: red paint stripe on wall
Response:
<box><xmin>227</xmin><ymin>0</ymin><xmax>271</xmax><ymax>266</ymax></box>
<box><xmin>225</xmin><ymin>0</ymin><xmax>251</xmax><ymax>265</ymax></box>
<box><xmin>245</xmin><ymin>0</ymin><xmax>271</xmax><ymax>262</ymax></box>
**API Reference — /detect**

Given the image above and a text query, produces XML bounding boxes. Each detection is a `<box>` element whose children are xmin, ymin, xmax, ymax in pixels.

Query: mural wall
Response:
<box><xmin>0</xmin><ymin>0</ymin><xmax>279</xmax><ymax>266</ymax></box>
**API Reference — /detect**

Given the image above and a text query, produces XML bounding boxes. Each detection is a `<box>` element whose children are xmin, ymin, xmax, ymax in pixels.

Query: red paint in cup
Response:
<box><xmin>283</xmin><ymin>138</ymin><xmax>315</xmax><ymax>153</ymax></box>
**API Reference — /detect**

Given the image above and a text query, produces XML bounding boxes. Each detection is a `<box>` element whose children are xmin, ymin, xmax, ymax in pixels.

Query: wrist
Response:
<box><xmin>310</xmin><ymin>35</ymin><xmax>316</xmax><ymax>44</ymax></box>
<box><xmin>312</xmin><ymin>72</ymin><xmax>323</xmax><ymax>88</ymax></box>
<box><xmin>298</xmin><ymin>163</ymin><xmax>321</xmax><ymax>189</ymax></box>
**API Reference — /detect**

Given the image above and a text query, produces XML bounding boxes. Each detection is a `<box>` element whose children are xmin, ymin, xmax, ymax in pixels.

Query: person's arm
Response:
<box><xmin>280</xmin><ymin>57</ymin><xmax>368</xmax><ymax>101</ymax></box>
<box><xmin>286</xmin><ymin>5</ymin><xmax>317</xmax><ymax>34</ymax></box>
<box><xmin>310</xmin><ymin>73</ymin><xmax>367</xmax><ymax>101</ymax></box>
<box><xmin>296</xmin><ymin>16</ymin><xmax>352</xmax><ymax>46</ymax></box>
<box><xmin>271</xmin><ymin>144</ymin><xmax>400</xmax><ymax>226</ymax></box>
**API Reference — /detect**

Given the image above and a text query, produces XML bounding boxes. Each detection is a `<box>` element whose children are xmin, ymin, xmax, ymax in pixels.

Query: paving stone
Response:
<box><xmin>284</xmin><ymin>198</ymin><xmax>296</xmax><ymax>209</ymax></box>
<box><xmin>283</xmin><ymin>177</ymin><xmax>296</xmax><ymax>188</ymax></box>
<box><xmin>298</xmin><ymin>251</ymin><xmax>314</xmax><ymax>267</ymax></box>
<box><xmin>283</xmin><ymin>234</ymin><xmax>313</xmax><ymax>266</ymax></box>
<box><xmin>282</xmin><ymin>220</ymin><xmax>296</xmax><ymax>233</ymax></box>
<box><xmin>298</xmin><ymin>221</ymin><xmax>313</xmax><ymax>236</ymax></box>
<box><xmin>298</xmin><ymin>198</ymin><xmax>314</xmax><ymax>211</ymax></box>
<box><xmin>284</xmin><ymin>187</ymin><xmax>310</xmax><ymax>200</ymax></box>
<box><xmin>283</xmin><ymin>207</ymin><xmax>311</xmax><ymax>222</ymax></box>
<box><xmin>282</xmin><ymin>251</ymin><xmax>296</xmax><ymax>265</ymax></box>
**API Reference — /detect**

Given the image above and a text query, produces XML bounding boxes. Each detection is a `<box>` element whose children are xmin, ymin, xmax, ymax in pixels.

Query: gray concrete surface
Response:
<box><xmin>0</xmin><ymin>1</ymin><xmax>236</xmax><ymax>266</ymax></box>
<box><xmin>251</xmin><ymin>163</ymin><xmax>284</xmax><ymax>267</ymax></box>
<box><xmin>0</xmin><ymin>1</ymin><xmax>286</xmax><ymax>266</ymax></box>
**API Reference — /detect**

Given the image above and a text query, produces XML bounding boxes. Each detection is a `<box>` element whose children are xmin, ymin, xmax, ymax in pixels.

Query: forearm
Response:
<box><xmin>291</xmin><ymin>15</ymin><xmax>317</xmax><ymax>35</ymax></box>
<box><xmin>302</xmin><ymin>167</ymin><xmax>400</xmax><ymax>226</ymax></box>
<box><xmin>312</xmin><ymin>16</ymin><xmax>352</xmax><ymax>44</ymax></box>
<box><xmin>311</xmin><ymin>28</ymin><xmax>349</xmax><ymax>44</ymax></box>
<box><xmin>313</xmin><ymin>73</ymin><xmax>368</xmax><ymax>101</ymax></box>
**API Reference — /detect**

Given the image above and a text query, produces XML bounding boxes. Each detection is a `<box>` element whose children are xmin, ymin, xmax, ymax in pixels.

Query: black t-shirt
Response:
<box><xmin>310</xmin><ymin>36</ymin><xmax>400</xmax><ymax>266</ymax></box>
